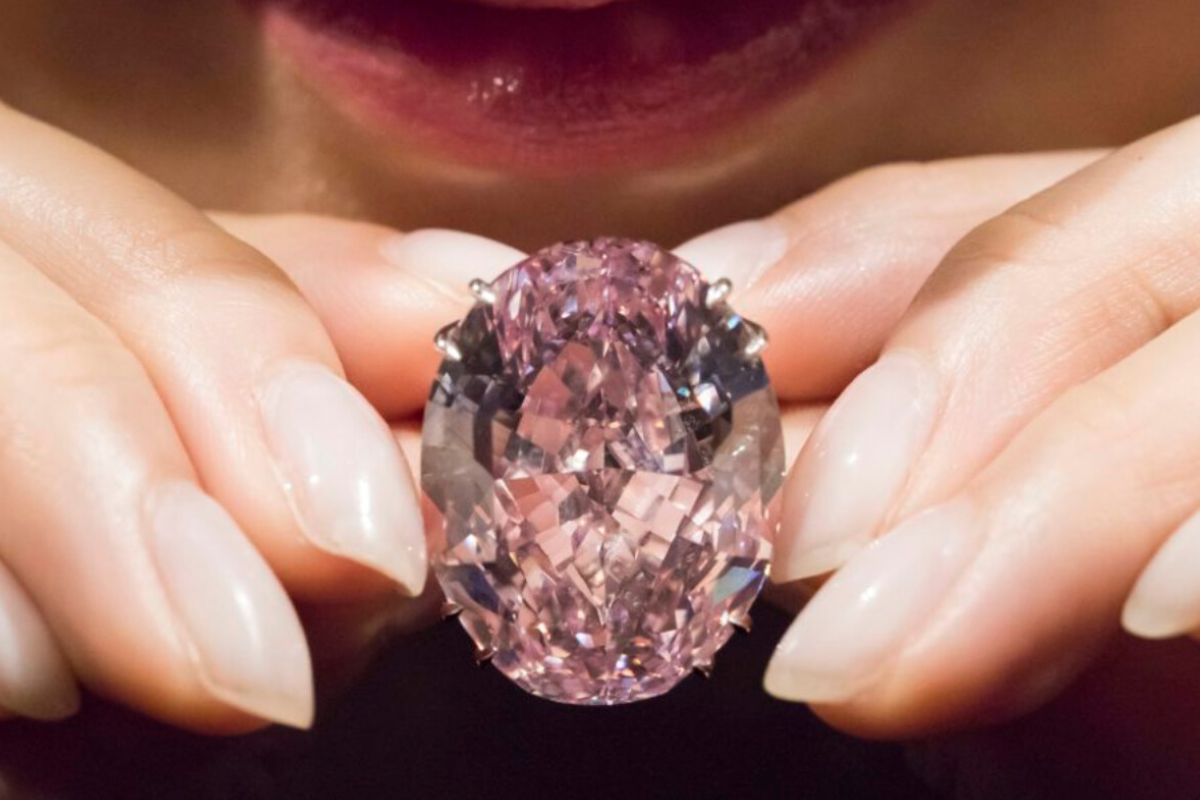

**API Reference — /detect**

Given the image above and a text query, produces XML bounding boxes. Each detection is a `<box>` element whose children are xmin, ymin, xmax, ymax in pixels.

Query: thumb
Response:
<box><xmin>676</xmin><ymin>151</ymin><xmax>1101</xmax><ymax>401</ymax></box>
<box><xmin>211</xmin><ymin>213</ymin><xmax>525</xmax><ymax>420</ymax></box>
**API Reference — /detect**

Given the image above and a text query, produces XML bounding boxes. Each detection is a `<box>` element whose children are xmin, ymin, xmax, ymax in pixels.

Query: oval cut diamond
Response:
<box><xmin>422</xmin><ymin>238</ymin><xmax>784</xmax><ymax>704</ymax></box>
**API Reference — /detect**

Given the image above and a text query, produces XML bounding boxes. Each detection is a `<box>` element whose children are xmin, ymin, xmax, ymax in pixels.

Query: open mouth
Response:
<box><xmin>251</xmin><ymin>0</ymin><xmax>916</xmax><ymax>172</ymax></box>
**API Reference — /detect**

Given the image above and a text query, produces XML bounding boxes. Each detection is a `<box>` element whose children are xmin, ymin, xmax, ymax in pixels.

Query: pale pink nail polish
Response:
<box><xmin>764</xmin><ymin>500</ymin><xmax>980</xmax><ymax>703</ymax></box>
<box><xmin>379</xmin><ymin>229</ymin><xmax>525</xmax><ymax>291</ymax></box>
<box><xmin>674</xmin><ymin>219</ymin><xmax>790</xmax><ymax>290</ymax></box>
<box><xmin>259</xmin><ymin>361</ymin><xmax>427</xmax><ymax>594</ymax></box>
<box><xmin>775</xmin><ymin>351</ymin><xmax>940</xmax><ymax>581</ymax></box>
<box><xmin>1123</xmin><ymin>509</ymin><xmax>1200</xmax><ymax>639</ymax></box>
<box><xmin>148</xmin><ymin>481</ymin><xmax>314</xmax><ymax>728</ymax></box>
<box><xmin>0</xmin><ymin>564</ymin><xmax>79</xmax><ymax>721</ymax></box>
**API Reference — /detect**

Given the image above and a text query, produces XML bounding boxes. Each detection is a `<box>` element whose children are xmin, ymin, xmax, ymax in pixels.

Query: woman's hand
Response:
<box><xmin>0</xmin><ymin>102</ymin><xmax>527</xmax><ymax>731</ymax></box>
<box><xmin>756</xmin><ymin>113</ymin><xmax>1200</xmax><ymax>737</ymax></box>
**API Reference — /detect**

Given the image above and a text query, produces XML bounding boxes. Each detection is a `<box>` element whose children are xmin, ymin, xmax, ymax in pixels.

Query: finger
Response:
<box><xmin>0</xmin><ymin>241</ymin><xmax>311</xmax><ymax>731</ymax></box>
<box><xmin>0</xmin><ymin>559</ymin><xmax>78</xmax><ymax>721</ymax></box>
<box><xmin>212</xmin><ymin>214</ymin><xmax>525</xmax><ymax>419</ymax></box>
<box><xmin>775</xmin><ymin>115</ymin><xmax>1200</xmax><ymax>580</ymax></box>
<box><xmin>675</xmin><ymin>150</ymin><xmax>1103</xmax><ymax>401</ymax></box>
<box><xmin>764</xmin><ymin>302</ymin><xmax>1200</xmax><ymax>736</ymax></box>
<box><xmin>0</xmin><ymin>106</ymin><xmax>423</xmax><ymax>598</ymax></box>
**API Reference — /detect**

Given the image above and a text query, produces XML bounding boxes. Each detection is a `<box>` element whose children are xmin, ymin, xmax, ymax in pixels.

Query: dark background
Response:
<box><xmin>8</xmin><ymin>600</ymin><xmax>1200</xmax><ymax>800</ymax></box>
<box><xmin>0</xmin><ymin>603</ymin><xmax>933</xmax><ymax>800</ymax></box>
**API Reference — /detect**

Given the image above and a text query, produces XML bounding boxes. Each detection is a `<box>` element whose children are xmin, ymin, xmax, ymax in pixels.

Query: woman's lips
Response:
<box><xmin>252</xmin><ymin>0</ymin><xmax>915</xmax><ymax>173</ymax></box>
<box><xmin>476</xmin><ymin>0</ymin><xmax>629</xmax><ymax>8</ymax></box>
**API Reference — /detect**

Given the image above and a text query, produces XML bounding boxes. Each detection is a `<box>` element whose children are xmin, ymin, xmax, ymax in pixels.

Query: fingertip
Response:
<box><xmin>147</xmin><ymin>482</ymin><xmax>316</xmax><ymax>731</ymax></box>
<box><xmin>256</xmin><ymin>361</ymin><xmax>429</xmax><ymax>598</ymax></box>
<box><xmin>0</xmin><ymin>562</ymin><xmax>82</xmax><ymax>722</ymax></box>
<box><xmin>201</xmin><ymin>676</ymin><xmax>315</xmax><ymax>731</ymax></box>
<box><xmin>764</xmin><ymin>502</ymin><xmax>980</xmax><ymax>711</ymax></box>
<box><xmin>378</xmin><ymin>228</ymin><xmax>526</xmax><ymax>292</ymax></box>
<box><xmin>14</xmin><ymin>663</ymin><xmax>81</xmax><ymax>723</ymax></box>
<box><xmin>1120</xmin><ymin>599</ymin><xmax>1181</xmax><ymax>641</ymax></box>
<box><xmin>1121</xmin><ymin>511</ymin><xmax>1200</xmax><ymax>641</ymax></box>
<box><xmin>771</xmin><ymin>538</ymin><xmax>864</xmax><ymax>585</ymax></box>
<box><xmin>673</xmin><ymin>218</ymin><xmax>791</xmax><ymax>292</ymax></box>
<box><xmin>763</xmin><ymin>647</ymin><xmax>863</xmax><ymax>706</ymax></box>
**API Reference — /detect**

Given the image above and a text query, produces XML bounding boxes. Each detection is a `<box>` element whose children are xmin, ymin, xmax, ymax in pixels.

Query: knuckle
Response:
<box><xmin>94</xmin><ymin>219</ymin><xmax>301</xmax><ymax>327</ymax></box>
<box><xmin>123</xmin><ymin>218</ymin><xmax>275</xmax><ymax>285</ymax></box>
<box><xmin>1092</xmin><ymin>261</ymin><xmax>1175</xmax><ymax>341</ymax></box>
<box><xmin>944</xmin><ymin>202</ymin><xmax>1068</xmax><ymax>272</ymax></box>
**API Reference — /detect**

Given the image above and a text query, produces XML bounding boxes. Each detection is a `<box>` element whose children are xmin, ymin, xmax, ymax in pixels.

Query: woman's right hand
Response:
<box><xmin>0</xmin><ymin>101</ymin><xmax>528</xmax><ymax>732</ymax></box>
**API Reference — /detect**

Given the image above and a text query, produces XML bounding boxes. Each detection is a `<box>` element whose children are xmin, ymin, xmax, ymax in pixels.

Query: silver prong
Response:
<box><xmin>469</xmin><ymin>278</ymin><xmax>496</xmax><ymax>304</ymax></box>
<box><xmin>743</xmin><ymin>327</ymin><xmax>769</xmax><ymax>357</ymax></box>
<box><xmin>693</xmin><ymin>660</ymin><xmax>714</xmax><ymax>679</ymax></box>
<box><xmin>731</xmin><ymin>611</ymin><xmax>752</xmax><ymax>634</ymax></box>
<box><xmin>474</xmin><ymin>645</ymin><xmax>497</xmax><ymax>666</ymax></box>
<box><xmin>434</xmin><ymin>322</ymin><xmax>463</xmax><ymax>361</ymax></box>
<box><xmin>441</xmin><ymin>601</ymin><xmax>463</xmax><ymax>620</ymax></box>
<box><xmin>705</xmin><ymin>278</ymin><xmax>733</xmax><ymax>308</ymax></box>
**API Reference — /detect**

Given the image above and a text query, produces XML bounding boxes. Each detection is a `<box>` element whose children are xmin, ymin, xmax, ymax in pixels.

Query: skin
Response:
<box><xmin>0</xmin><ymin>0</ymin><xmax>1199</xmax><ymax>792</ymax></box>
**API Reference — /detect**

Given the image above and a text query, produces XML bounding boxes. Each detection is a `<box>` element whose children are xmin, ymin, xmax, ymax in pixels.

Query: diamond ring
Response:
<box><xmin>421</xmin><ymin>238</ymin><xmax>784</xmax><ymax>705</ymax></box>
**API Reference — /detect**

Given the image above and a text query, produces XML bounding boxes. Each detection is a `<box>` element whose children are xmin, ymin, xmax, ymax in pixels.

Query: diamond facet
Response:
<box><xmin>421</xmin><ymin>238</ymin><xmax>784</xmax><ymax>704</ymax></box>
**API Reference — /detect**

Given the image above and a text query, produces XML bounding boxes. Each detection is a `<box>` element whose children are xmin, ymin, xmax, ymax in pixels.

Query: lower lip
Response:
<box><xmin>252</xmin><ymin>0</ymin><xmax>914</xmax><ymax>173</ymax></box>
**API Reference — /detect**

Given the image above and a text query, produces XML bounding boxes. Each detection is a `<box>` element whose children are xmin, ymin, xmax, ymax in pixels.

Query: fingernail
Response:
<box><xmin>775</xmin><ymin>351</ymin><xmax>940</xmax><ymax>581</ymax></box>
<box><xmin>0</xmin><ymin>565</ymin><xmax>80</xmax><ymax>721</ymax></box>
<box><xmin>148</xmin><ymin>481</ymin><xmax>314</xmax><ymax>728</ymax></box>
<box><xmin>259</xmin><ymin>361</ymin><xmax>427</xmax><ymax>595</ymax></box>
<box><xmin>674</xmin><ymin>219</ymin><xmax>790</xmax><ymax>291</ymax></box>
<box><xmin>379</xmin><ymin>229</ymin><xmax>524</xmax><ymax>293</ymax></box>
<box><xmin>1123</xmin><ymin>510</ymin><xmax>1200</xmax><ymax>639</ymax></box>
<box><xmin>765</xmin><ymin>500</ymin><xmax>980</xmax><ymax>703</ymax></box>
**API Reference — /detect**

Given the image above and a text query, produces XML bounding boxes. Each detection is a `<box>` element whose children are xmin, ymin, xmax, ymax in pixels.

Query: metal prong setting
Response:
<box><xmin>469</xmin><ymin>278</ymin><xmax>496</xmax><ymax>304</ymax></box>
<box><xmin>434</xmin><ymin>322</ymin><xmax>463</xmax><ymax>361</ymax></box>
<box><xmin>743</xmin><ymin>326</ymin><xmax>769</xmax><ymax>357</ymax></box>
<box><xmin>705</xmin><ymin>277</ymin><xmax>733</xmax><ymax>308</ymax></box>
<box><xmin>441</xmin><ymin>601</ymin><xmax>464</xmax><ymax>620</ymax></box>
<box><xmin>731</xmin><ymin>611</ymin><xmax>753</xmax><ymax>634</ymax></box>
<box><xmin>474</xmin><ymin>645</ymin><xmax>497</xmax><ymax>666</ymax></box>
<box><xmin>693</xmin><ymin>659</ymin><xmax>714</xmax><ymax>678</ymax></box>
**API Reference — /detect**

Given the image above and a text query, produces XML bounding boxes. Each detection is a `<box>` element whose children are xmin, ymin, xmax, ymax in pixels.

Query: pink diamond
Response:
<box><xmin>422</xmin><ymin>239</ymin><xmax>784</xmax><ymax>704</ymax></box>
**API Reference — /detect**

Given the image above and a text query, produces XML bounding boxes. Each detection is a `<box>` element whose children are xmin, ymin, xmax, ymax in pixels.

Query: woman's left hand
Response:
<box><xmin>749</xmin><ymin>113</ymin><xmax>1200</xmax><ymax>738</ymax></box>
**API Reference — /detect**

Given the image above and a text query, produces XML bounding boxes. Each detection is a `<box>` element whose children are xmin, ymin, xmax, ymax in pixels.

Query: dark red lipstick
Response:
<box><xmin>251</xmin><ymin>0</ymin><xmax>915</xmax><ymax>172</ymax></box>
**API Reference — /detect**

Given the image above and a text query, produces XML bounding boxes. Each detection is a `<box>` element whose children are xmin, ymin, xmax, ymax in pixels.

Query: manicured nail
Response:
<box><xmin>1123</xmin><ymin>510</ymin><xmax>1200</xmax><ymax>639</ymax></box>
<box><xmin>764</xmin><ymin>500</ymin><xmax>979</xmax><ymax>703</ymax></box>
<box><xmin>379</xmin><ymin>229</ymin><xmax>525</xmax><ymax>292</ymax></box>
<box><xmin>674</xmin><ymin>219</ymin><xmax>791</xmax><ymax>290</ymax></box>
<box><xmin>148</xmin><ymin>481</ymin><xmax>314</xmax><ymax>728</ymax></box>
<box><xmin>0</xmin><ymin>565</ymin><xmax>80</xmax><ymax>721</ymax></box>
<box><xmin>259</xmin><ymin>361</ymin><xmax>427</xmax><ymax>594</ymax></box>
<box><xmin>775</xmin><ymin>351</ymin><xmax>940</xmax><ymax>581</ymax></box>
